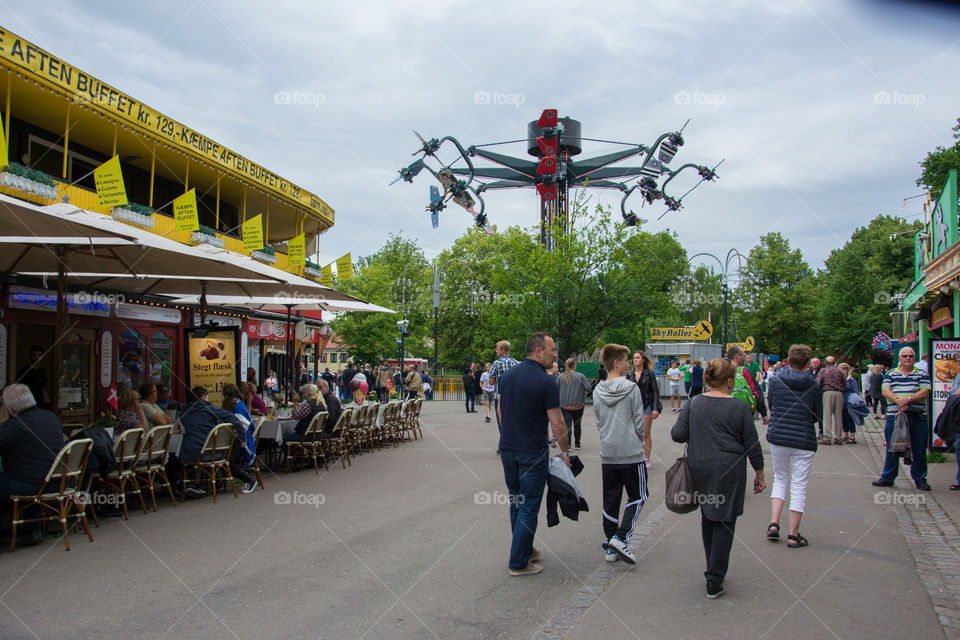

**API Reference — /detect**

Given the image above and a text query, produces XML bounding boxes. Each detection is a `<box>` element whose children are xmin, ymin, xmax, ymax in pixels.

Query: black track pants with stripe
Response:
<box><xmin>601</xmin><ymin>462</ymin><xmax>648</xmax><ymax>543</ymax></box>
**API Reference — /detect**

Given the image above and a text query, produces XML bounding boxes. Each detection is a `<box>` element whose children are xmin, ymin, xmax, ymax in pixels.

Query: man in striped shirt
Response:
<box><xmin>490</xmin><ymin>340</ymin><xmax>520</xmax><ymax>453</ymax></box>
<box><xmin>873</xmin><ymin>347</ymin><xmax>931</xmax><ymax>491</ymax></box>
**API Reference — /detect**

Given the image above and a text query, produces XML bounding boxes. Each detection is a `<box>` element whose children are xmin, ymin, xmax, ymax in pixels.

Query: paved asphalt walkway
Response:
<box><xmin>0</xmin><ymin>401</ymin><xmax>956</xmax><ymax>639</ymax></box>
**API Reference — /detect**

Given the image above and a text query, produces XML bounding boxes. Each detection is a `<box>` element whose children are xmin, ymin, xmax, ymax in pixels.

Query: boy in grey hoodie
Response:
<box><xmin>594</xmin><ymin>343</ymin><xmax>648</xmax><ymax>564</ymax></box>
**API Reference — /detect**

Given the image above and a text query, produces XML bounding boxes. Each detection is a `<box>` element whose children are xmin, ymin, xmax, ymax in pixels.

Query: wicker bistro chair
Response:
<box><xmin>348</xmin><ymin>405</ymin><xmax>369</xmax><ymax>455</ymax></box>
<box><xmin>10</xmin><ymin>438</ymin><xmax>95</xmax><ymax>552</ymax></box>
<box><xmin>135</xmin><ymin>425</ymin><xmax>177</xmax><ymax>511</ymax></box>
<box><xmin>102</xmin><ymin>428</ymin><xmax>148</xmax><ymax>519</ymax></box>
<box><xmin>363</xmin><ymin>402</ymin><xmax>381</xmax><ymax>449</ymax></box>
<box><xmin>181</xmin><ymin>423</ymin><xmax>239</xmax><ymax>503</ymax></box>
<box><xmin>248</xmin><ymin>416</ymin><xmax>266</xmax><ymax>488</ymax></box>
<box><xmin>409</xmin><ymin>398</ymin><xmax>424</xmax><ymax>440</ymax></box>
<box><xmin>320</xmin><ymin>408</ymin><xmax>353</xmax><ymax>469</ymax></box>
<box><xmin>383</xmin><ymin>402</ymin><xmax>403</xmax><ymax>446</ymax></box>
<box><xmin>285</xmin><ymin>411</ymin><xmax>328</xmax><ymax>474</ymax></box>
<box><xmin>397</xmin><ymin>401</ymin><xmax>415</xmax><ymax>442</ymax></box>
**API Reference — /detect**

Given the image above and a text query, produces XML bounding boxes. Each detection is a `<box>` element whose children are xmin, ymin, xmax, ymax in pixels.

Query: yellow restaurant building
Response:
<box><xmin>0</xmin><ymin>27</ymin><xmax>336</xmax><ymax>425</ymax></box>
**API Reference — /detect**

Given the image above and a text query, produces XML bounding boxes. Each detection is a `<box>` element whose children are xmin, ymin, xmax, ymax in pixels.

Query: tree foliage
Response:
<box><xmin>735</xmin><ymin>232</ymin><xmax>818</xmax><ymax>357</ymax></box>
<box><xmin>918</xmin><ymin>117</ymin><xmax>960</xmax><ymax>200</ymax></box>
<box><xmin>327</xmin><ymin>234</ymin><xmax>431</xmax><ymax>366</ymax></box>
<box><xmin>815</xmin><ymin>216</ymin><xmax>917</xmax><ymax>357</ymax></box>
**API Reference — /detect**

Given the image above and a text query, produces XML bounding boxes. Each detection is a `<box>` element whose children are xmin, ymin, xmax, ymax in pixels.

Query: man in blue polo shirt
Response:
<box><xmin>497</xmin><ymin>332</ymin><xmax>570</xmax><ymax>577</ymax></box>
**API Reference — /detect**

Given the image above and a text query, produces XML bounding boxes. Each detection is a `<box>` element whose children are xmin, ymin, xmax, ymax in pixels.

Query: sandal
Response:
<box><xmin>847</xmin><ymin>438</ymin><xmax>856</xmax><ymax>444</ymax></box>
<box><xmin>787</xmin><ymin>533</ymin><xmax>808</xmax><ymax>548</ymax></box>
<box><xmin>766</xmin><ymin>522</ymin><xmax>780</xmax><ymax>540</ymax></box>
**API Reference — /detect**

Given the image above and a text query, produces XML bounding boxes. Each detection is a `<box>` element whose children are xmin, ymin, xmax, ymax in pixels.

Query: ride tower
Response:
<box><xmin>392</xmin><ymin>108</ymin><xmax>722</xmax><ymax>250</ymax></box>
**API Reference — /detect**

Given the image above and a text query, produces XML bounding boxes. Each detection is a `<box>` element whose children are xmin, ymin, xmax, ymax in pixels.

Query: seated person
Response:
<box><xmin>222</xmin><ymin>383</ymin><xmax>255</xmax><ymax>467</ymax></box>
<box><xmin>116</xmin><ymin>390</ymin><xmax>149</xmax><ymax>438</ymax></box>
<box><xmin>284</xmin><ymin>384</ymin><xmax>326</xmax><ymax>444</ymax></box>
<box><xmin>318</xmin><ymin>379</ymin><xmax>343</xmax><ymax>439</ymax></box>
<box><xmin>241</xmin><ymin>382</ymin><xmax>269</xmax><ymax>416</ymax></box>
<box><xmin>138</xmin><ymin>383</ymin><xmax>172</xmax><ymax>427</ymax></box>
<box><xmin>154</xmin><ymin>384</ymin><xmax>180</xmax><ymax>413</ymax></box>
<box><xmin>0</xmin><ymin>384</ymin><xmax>65</xmax><ymax>546</ymax></box>
<box><xmin>177</xmin><ymin>386</ymin><xmax>256</xmax><ymax>495</ymax></box>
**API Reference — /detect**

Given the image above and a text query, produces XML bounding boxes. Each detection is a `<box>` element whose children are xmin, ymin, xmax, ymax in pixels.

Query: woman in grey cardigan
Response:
<box><xmin>557</xmin><ymin>358</ymin><xmax>592</xmax><ymax>449</ymax></box>
<box><xmin>671</xmin><ymin>357</ymin><xmax>766</xmax><ymax>599</ymax></box>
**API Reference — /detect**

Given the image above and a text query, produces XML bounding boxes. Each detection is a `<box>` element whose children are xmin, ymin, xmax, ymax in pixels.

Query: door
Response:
<box><xmin>56</xmin><ymin>328</ymin><xmax>98</xmax><ymax>427</ymax></box>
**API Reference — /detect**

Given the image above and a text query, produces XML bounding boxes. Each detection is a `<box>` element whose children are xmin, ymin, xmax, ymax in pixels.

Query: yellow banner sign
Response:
<box><xmin>93</xmin><ymin>155</ymin><xmax>127</xmax><ymax>208</ymax></box>
<box><xmin>336</xmin><ymin>253</ymin><xmax>354</xmax><ymax>280</ymax></box>
<box><xmin>287</xmin><ymin>233</ymin><xmax>305</xmax><ymax>267</ymax></box>
<box><xmin>0</xmin><ymin>28</ymin><xmax>334</xmax><ymax>224</ymax></box>
<box><xmin>187</xmin><ymin>329</ymin><xmax>237</xmax><ymax>406</ymax></box>
<box><xmin>173</xmin><ymin>189</ymin><xmax>199</xmax><ymax>232</ymax></box>
<box><xmin>726</xmin><ymin>337</ymin><xmax>756</xmax><ymax>352</ymax></box>
<box><xmin>243</xmin><ymin>215</ymin><xmax>264</xmax><ymax>252</ymax></box>
<box><xmin>649</xmin><ymin>320</ymin><xmax>713</xmax><ymax>341</ymax></box>
<box><xmin>320</xmin><ymin>264</ymin><xmax>333</xmax><ymax>287</ymax></box>
<box><xmin>0</xmin><ymin>118</ymin><xmax>7</xmax><ymax>166</ymax></box>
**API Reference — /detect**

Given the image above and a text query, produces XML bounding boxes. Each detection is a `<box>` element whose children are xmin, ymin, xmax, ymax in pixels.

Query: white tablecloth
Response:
<box><xmin>259</xmin><ymin>419</ymin><xmax>298</xmax><ymax>444</ymax></box>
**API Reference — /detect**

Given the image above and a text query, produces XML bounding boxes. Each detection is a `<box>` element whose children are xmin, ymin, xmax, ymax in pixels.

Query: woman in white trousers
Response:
<box><xmin>765</xmin><ymin>344</ymin><xmax>821</xmax><ymax>548</ymax></box>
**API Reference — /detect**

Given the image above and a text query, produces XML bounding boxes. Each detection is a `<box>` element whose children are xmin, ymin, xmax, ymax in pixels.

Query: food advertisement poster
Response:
<box><xmin>932</xmin><ymin>340</ymin><xmax>960</xmax><ymax>447</ymax></box>
<box><xmin>185</xmin><ymin>328</ymin><xmax>239</xmax><ymax>406</ymax></box>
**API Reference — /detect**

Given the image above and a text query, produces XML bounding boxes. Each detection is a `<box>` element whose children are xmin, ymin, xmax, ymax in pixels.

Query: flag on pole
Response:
<box><xmin>94</xmin><ymin>156</ymin><xmax>128</xmax><ymax>208</ymax></box>
<box><xmin>107</xmin><ymin>382</ymin><xmax>118</xmax><ymax>410</ymax></box>
<box><xmin>336</xmin><ymin>253</ymin><xmax>354</xmax><ymax>280</ymax></box>
<box><xmin>288</xmin><ymin>233</ymin><xmax>305</xmax><ymax>267</ymax></box>
<box><xmin>243</xmin><ymin>214</ymin><xmax>264</xmax><ymax>252</ymax></box>
<box><xmin>320</xmin><ymin>264</ymin><xmax>333</xmax><ymax>287</ymax></box>
<box><xmin>173</xmin><ymin>189</ymin><xmax>199</xmax><ymax>232</ymax></box>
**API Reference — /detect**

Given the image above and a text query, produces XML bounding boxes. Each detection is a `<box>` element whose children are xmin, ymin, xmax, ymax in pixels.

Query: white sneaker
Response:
<box><xmin>602</xmin><ymin>536</ymin><xmax>636</xmax><ymax>564</ymax></box>
<box><xmin>605</xmin><ymin>548</ymin><xmax>619</xmax><ymax>562</ymax></box>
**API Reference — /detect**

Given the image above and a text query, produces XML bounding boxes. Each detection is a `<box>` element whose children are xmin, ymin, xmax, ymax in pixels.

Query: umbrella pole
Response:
<box><xmin>286</xmin><ymin>304</ymin><xmax>292</xmax><ymax>403</ymax></box>
<box><xmin>199</xmin><ymin>281</ymin><xmax>208</xmax><ymax>325</ymax></box>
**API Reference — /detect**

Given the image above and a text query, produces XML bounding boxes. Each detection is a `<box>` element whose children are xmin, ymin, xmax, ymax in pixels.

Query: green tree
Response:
<box><xmin>816</xmin><ymin>215</ymin><xmax>918</xmax><ymax>358</ymax></box>
<box><xmin>736</xmin><ymin>232</ymin><xmax>819</xmax><ymax>356</ymax></box>
<box><xmin>328</xmin><ymin>234</ymin><xmax>431</xmax><ymax>366</ymax></box>
<box><xmin>918</xmin><ymin>117</ymin><xmax>960</xmax><ymax>200</ymax></box>
<box><xmin>430</xmin><ymin>201</ymin><xmax>687</xmax><ymax>367</ymax></box>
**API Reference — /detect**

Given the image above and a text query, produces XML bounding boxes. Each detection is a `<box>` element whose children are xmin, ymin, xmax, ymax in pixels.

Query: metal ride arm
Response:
<box><xmin>467</xmin><ymin>147</ymin><xmax>538</xmax><ymax>180</ymax></box>
<box><xmin>566</xmin><ymin>146</ymin><xmax>649</xmax><ymax>180</ymax></box>
<box><xmin>656</xmin><ymin>159</ymin><xmax>724</xmax><ymax>220</ymax></box>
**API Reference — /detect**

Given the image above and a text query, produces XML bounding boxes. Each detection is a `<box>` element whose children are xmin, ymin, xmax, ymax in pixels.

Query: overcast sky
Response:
<box><xmin>6</xmin><ymin>0</ymin><xmax>960</xmax><ymax>272</ymax></box>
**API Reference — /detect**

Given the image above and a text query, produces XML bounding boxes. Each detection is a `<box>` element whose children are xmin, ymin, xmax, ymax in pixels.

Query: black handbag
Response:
<box><xmin>665</xmin><ymin>446</ymin><xmax>698</xmax><ymax>514</ymax></box>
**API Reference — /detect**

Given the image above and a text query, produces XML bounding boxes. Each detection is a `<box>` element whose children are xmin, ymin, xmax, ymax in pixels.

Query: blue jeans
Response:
<box><xmin>881</xmin><ymin>413</ymin><xmax>928</xmax><ymax>485</ymax></box>
<box><xmin>500</xmin><ymin>448</ymin><xmax>549</xmax><ymax>570</ymax></box>
<box><xmin>954</xmin><ymin>432</ymin><xmax>960</xmax><ymax>485</ymax></box>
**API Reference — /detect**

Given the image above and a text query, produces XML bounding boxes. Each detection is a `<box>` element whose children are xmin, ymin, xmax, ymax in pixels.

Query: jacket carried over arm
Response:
<box><xmin>546</xmin><ymin>455</ymin><xmax>588</xmax><ymax>527</ymax></box>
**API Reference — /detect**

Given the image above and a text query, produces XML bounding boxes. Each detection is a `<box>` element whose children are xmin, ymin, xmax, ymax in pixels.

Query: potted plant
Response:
<box><xmin>111</xmin><ymin>202</ymin><xmax>156</xmax><ymax>228</ymax></box>
<box><xmin>1</xmin><ymin>163</ymin><xmax>59</xmax><ymax>200</ymax></box>
<box><xmin>190</xmin><ymin>225</ymin><xmax>225</xmax><ymax>248</ymax></box>
<box><xmin>272</xmin><ymin>394</ymin><xmax>293</xmax><ymax>417</ymax></box>
<box><xmin>305</xmin><ymin>260</ymin><xmax>323</xmax><ymax>278</ymax></box>
<box><xmin>252</xmin><ymin>246</ymin><xmax>277</xmax><ymax>264</ymax></box>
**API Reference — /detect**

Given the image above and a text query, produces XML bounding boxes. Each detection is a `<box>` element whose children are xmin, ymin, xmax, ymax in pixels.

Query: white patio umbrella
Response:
<box><xmin>166</xmin><ymin>294</ymin><xmax>395</xmax><ymax>398</ymax></box>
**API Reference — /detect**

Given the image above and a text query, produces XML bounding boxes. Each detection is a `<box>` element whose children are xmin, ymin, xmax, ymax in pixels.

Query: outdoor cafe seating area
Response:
<box><xmin>3</xmin><ymin>398</ymin><xmax>425</xmax><ymax>552</ymax></box>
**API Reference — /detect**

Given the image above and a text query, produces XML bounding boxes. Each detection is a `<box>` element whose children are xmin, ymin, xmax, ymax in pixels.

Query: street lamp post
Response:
<box><xmin>686</xmin><ymin>249</ymin><xmax>748</xmax><ymax>347</ymax></box>
<box><xmin>430</xmin><ymin>257</ymin><xmax>471</xmax><ymax>376</ymax></box>
<box><xmin>396</xmin><ymin>259</ymin><xmax>420</xmax><ymax>374</ymax></box>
